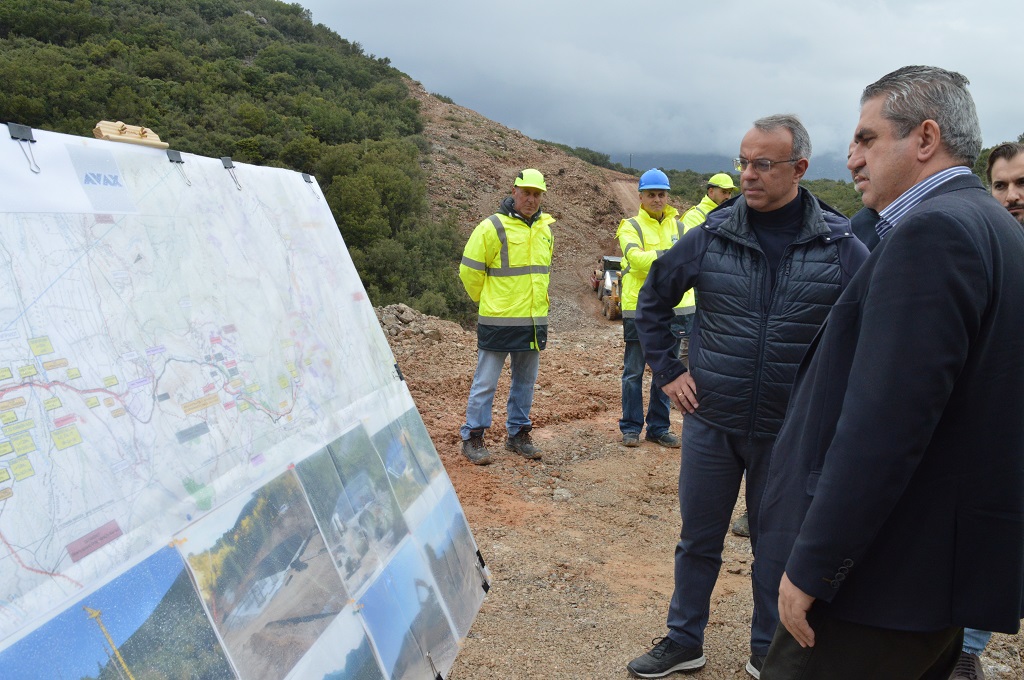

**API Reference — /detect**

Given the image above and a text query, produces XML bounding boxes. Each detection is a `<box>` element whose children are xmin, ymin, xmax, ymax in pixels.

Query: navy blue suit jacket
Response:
<box><xmin>760</xmin><ymin>173</ymin><xmax>1024</xmax><ymax>634</ymax></box>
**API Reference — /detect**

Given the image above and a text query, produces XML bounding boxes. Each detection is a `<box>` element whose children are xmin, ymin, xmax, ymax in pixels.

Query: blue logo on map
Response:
<box><xmin>83</xmin><ymin>172</ymin><xmax>123</xmax><ymax>187</ymax></box>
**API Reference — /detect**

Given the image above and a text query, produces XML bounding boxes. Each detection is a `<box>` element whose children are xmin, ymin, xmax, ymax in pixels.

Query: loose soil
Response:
<box><xmin>384</xmin><ymin>81</ymin><xmax>1024</xmax><ymax>679</ymax></box>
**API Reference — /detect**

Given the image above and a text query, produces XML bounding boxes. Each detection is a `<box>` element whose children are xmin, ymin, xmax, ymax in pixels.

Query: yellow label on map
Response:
<box><xmin>238</xmin><ymin>401</ymin><xmax>250</xmax><ymax>412</ymax></box>
<box><xmin>11</xmin><ymin>434</ymin><xmax>35</xmax><ymax>455</ymax></box>
<box><xmin>0</xmin><ymin>469</ymin><xmax>9</xmax><ymax>483</ymax></box>
<box><xmin>2</xmin><ymin>420</ymin><xmax>34</xmax><ymax>436</ymax></box>
<box><xmin>286</xmin><ymin>362</ymin><xmax>296</xmax><ymax>373</ymax></box>
<box><xmin>111</xmin><ymin>408</ymin><xmax>126</xmax><ymax>418</ymax></box>
<box><xmin>42</xmin><ymin>358</ymin><xmax>68</xmax><ymax>370</ymax></box>
<box><xmin>0</xmin><ymin>487</ymin><xmax>11</xmax><ymax>500</ymax></box>
<box><xmin>277</xmin><ymin>375</ymin><xmax>289</xmax><ymax>389</ymax></box>
<box><xmin>182</xmin><ymin>393</ymin><xmax>220</xmax><ymax>415</ymax></box>
<box><xmin>28</xmin><ymin>337</ymin><xmax>54</xmax><ymax>356</ymax></box>
<box><xmin>229</xmin><ymin>379</ymin><xmax>242</xmax><ymax>389</ymax></box>
<box><xmin>86</xmin><ymin>397</ymin><xmax>100</xmax><ymax>408</ymax></box>
<box><xmin>0</xmin><ymin>368</ymin><xmax>11</xmax><ymax>381</ymax></box>
<box><xmin>280</xmin><ymin>339</ymin><xmax>294</xmax><ymax>348</ymax></box>
<box><xmin>304</xmin><ymin>357</ymin><xmax>312</xmax><ymax>366</ymax></box>
<box><xmin>245</xmin><ymin>383</ymin><xmax>260</xmax><ymax>394</ymax></box>
<box><xmin>43</xmin><ymin>397</ymin><xmax>62</xmax><ymax>411</ymax></box>
<box><xmin>104</xmin><ymin>397</ymin><xmax>115</xmax><ymax>408</ymax></box>
<box><xmin>0</xmin><ymin>441</ymin><xmax>13</xmax><ymax>456</ymax></box>
<box><xmin>0</xmin><ymin>397</ymin><xmax>25</xmax><ymax>411</ymax></box>
<box><xmin>0</xmin><ymin>412</ymin><xmax>15</xmax><ymax>425</ymax></box>
<box><xmin>18</xmin><ymin>365</ymin><xmax>37</xmax><ymax>378</ymax></box>
<box><xmin>67</xmin><ymin>368</ymin><xmax>82</xmax><ymax>380</ymax></box>
<box><xmin>103</xmin><ymin>376</ymin><xmax>119</xmax><ymax>388</ymax></box>
<box><xmin>11</xmin><ymin>456</ymin><xmax>34</xmax><ymax>480</ymax></box>
<box><xmin>51</xmin><ymin>425</ymin><xmax>83</xmax><ymax>450</ymax></box>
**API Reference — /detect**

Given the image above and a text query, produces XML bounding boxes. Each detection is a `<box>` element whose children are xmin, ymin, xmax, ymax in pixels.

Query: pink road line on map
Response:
<box><xmin>0</xmin><ymin>531</ymin><xmax>83</xmax><ymax>588</ymax></box>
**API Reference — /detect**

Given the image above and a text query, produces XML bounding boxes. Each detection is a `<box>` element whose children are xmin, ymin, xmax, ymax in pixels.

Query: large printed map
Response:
<box><xmin>0</xmin><ymin>129</ymin><xmax>406</xmax><ymax>648</ymax></box>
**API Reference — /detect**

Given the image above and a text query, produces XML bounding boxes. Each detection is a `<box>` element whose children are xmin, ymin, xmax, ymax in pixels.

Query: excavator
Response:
<box><xmin>590</xmin><ymin>255</ymin><xmax>622</xmax><ymax>320</ymax></box>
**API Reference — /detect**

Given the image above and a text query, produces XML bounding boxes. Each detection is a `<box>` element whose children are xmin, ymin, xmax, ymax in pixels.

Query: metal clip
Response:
<box><xmin>301</xmin><ymin>172</ymin><xmax>321</xmax><ymax>200</ymax></box>
<box><xmin>8</xmin><ymin>123</ymin><xmax>41</xmax><ymax>174</ymax></box>
<box><xmin>426</xmin><ymin>653</ymin><xmax>441</xmax><ymax>680</ymax></box>
<box><xmin>221</xmin><ymin>157</ymin><xmax>241</xmax><ymax>191</ymax></box>
<box><xmin>167</xmin><ymin>150</ymin><xmax>191</xmax><ymax>186</ymax></box>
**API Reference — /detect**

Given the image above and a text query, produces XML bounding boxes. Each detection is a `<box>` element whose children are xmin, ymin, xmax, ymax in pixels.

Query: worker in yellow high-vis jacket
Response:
<box><xmin>458</xmin><ymin>169</ymin><xmax>554</xmax><ymax>465</ymax></box>
<box><xmin>676</xmin><ymin>172</ymin><xmax>739</xmax><ymax>361</ymax></box>
<box><xmin>616</xmin><ymin>168</ymin><xmax>685</xmax><ymax>449</ymax></box>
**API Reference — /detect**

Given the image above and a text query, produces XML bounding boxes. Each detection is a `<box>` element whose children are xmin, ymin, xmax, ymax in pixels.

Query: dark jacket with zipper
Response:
<box><xmin>636</xmin><ymin>188</ymin><xmax>868</xmax><ymax>438</ymax></box>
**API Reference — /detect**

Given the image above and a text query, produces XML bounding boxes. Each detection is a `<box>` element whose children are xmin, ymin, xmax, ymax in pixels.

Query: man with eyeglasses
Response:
<box><xmin>758</xmin><ymin>66</ymin><xmax>1024</xmax><ymax>679</ymax></box>
<box><xmin>627</xmin><ymin>115</ymin><xmax>868</xmax><ymax>679</ymax></box>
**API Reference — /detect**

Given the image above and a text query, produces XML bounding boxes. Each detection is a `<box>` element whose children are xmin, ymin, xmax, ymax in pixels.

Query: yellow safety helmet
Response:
<box><xmin>514</xmin><ymin>168</ymin><xmax>547</xmax><ymax>192</ymax></box>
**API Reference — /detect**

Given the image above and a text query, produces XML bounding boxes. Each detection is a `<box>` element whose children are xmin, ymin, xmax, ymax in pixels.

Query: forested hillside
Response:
<box><xmin>0</xmin><ymin>0</ymin><xmax>474</xmax><ymax>320</ymax></box>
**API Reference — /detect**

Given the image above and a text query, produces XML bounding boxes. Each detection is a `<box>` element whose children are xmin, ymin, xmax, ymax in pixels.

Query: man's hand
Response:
<box><xmin>778</xmin><ymin>572</ymin><xmax>816</xmax><ymax>648</ymax></box>
<box><xmin>661</xmin><ymin>372</ymin><xmax>698</xmax><ymax>413</ymax></box>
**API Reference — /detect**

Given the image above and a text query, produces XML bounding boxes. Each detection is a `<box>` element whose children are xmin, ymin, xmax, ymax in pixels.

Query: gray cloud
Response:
<box><xmin>302</xmin><ymin>1</ymin><xmax>1023</xmax><ymax>164</ymax></box>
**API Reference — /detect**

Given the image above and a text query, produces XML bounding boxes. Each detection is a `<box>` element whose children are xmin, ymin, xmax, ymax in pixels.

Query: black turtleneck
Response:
<box><xmin>749</xmin><ymin>192</ymin><xmax>803</xmax><ymax>291</ymax></box>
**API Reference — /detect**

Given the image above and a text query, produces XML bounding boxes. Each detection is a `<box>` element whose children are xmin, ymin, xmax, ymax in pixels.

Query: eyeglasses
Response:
<box><xmin>734</xmin><ymin>157</ymin><xmax>799</xmax><ymax>173</ymax></box>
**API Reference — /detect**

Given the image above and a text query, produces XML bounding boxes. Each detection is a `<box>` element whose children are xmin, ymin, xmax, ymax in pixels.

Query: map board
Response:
<box><xmin>0</xmin><ymin>125</ymin><xmax>487</xmax><ymax>679</ymax></box>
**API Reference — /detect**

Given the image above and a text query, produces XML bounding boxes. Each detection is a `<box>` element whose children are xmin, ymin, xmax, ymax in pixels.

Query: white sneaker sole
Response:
<box><xmin>745</xmin><ymin>659</ymin><xmax>762</xmax><ymax>679</ymax></box>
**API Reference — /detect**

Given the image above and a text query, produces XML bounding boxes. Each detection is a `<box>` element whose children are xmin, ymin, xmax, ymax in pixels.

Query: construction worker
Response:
<box><xmin>616</xmin><ymin>168</ymin><xmax>683</xmax><ymax>449</ymax></box>
<box><xmin>676</xmin><ymin>173</ymin><xmax>739</xmax><ymax>361</ymax></box>
<box><xmin>458</xmin><ymin>169</ymin><xmax>555</xmax><ymax>465</ymax></box>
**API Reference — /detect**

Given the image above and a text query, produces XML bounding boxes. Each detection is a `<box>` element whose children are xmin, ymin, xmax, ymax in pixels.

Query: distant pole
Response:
<box><xmin>629</xmin><ymin>154</ymin><xmax>632</xmax><ymax>170</ymax></box>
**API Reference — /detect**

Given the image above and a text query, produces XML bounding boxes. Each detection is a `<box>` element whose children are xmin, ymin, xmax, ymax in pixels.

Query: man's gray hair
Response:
<box><xmin>753</xmin><ymin>114</ymin><xmax>812</xmax><ymax>160</ymax></box>
<box><xmin>861</xmin><ymin>65</ymin><xmax>982</xmax><ymax>166</ymax></box>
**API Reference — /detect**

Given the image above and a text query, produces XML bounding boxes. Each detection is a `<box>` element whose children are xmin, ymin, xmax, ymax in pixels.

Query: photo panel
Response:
<box><xmin>309</xmin><ymin>425</ymin><xmax>411</xmax><ymax>594</ymax></box>
<box><xmin>358</xmin><ymin>540</ymin><xmax>460</xmax><ymax>680</ymax></box>
<box><xmin>0</xmin><ymin>546</ymin><xmax>234</xmax><ymax>680</ymax></box>
<box><xmin>285</xmin><ymin>604</ymin><xmax>385</xmax><ymax>680</ymax></box>
<box><xmin>412</xmin><ymin>487</ymin><xmax>488</xmax><ymax>638</ymax></box>
<box><xmin>177</xmin><ymin>469</ymin><xmax>347</xmax><ymax>680</ymax></box>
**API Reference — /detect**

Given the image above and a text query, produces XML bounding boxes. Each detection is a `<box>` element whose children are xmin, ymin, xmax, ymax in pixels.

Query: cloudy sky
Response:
<box><xmin>299</xmin><ymin>0</ymin><xmax>1020</xmax><ymax>173</ymax></box>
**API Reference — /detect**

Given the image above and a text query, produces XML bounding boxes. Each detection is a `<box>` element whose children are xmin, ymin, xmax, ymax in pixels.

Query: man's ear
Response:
<box><xmin>918</xmin><ymin>119</ymin><xmax>941</xmax><ymax>162</ymax></box>
<box><xmin>793</xmin><ymin>158</ymin><xmax>809</xmax><ymax>182</ymax></box>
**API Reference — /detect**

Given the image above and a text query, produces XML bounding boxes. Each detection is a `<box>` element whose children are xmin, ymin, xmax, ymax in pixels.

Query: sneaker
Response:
<box><xmin>645</xmin><ymin>431</ymin><xmax>681</xmax><ymax>448</ymax></box>
<box><xmin>746</xmin><ymin>654</ymin><xmax>765</xmax><ymax>679</ymax></box>
<box><xmin>627</xmin><ymin>637</ymin><xmax>705</xmax><ymax>678</ymax></box>
<box><xmin>732</xmin><ymin>511</ymin><xmax>750</xmax><ymax>538</ymax></box>
<box><xmin>461</xmin><ymin>431</ymin><xmax>492</xmax><ymax>465</ymax></box>
<box><xmin>949</xmin><ymin>651</ymin><xmax>985</xmax><ymax>680</ymax></box>
<box><xmin>622</xmin><ymin>432</ymin><xmax>641</xmax><ymax>447</ymax></box>
<box><xmin>505</xmin><ymin>426</ymin><xmax>541</xmax><ymax>460</ymax></box>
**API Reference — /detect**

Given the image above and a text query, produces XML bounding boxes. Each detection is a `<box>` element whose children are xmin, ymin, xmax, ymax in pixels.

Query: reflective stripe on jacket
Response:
<box><xmin>460</xmin><ymin>206</ymin><xmax>555</xmax><ymax>351</ymax></box>
<box><xmin>616</xmin><ymin>206</ymin><xmax>689</xmax><ymax>317</ymax></box>
<box><xmin>676</xmin><ymin>194</ymin><xmax>722</xmax><ymax>313</ymax></box>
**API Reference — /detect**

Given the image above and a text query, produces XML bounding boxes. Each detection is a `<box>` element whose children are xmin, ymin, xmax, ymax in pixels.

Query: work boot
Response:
<box><xmin>949</xmin><ymin>651</ymin><xmax>984</xmax><ymax>680</ymax></box>
<box><xmin>505</xmin><ymin>426</ymin><xmax>541</xmax><ymax>460</ymax></box>
<box><xmin>732</xmin><ymin>511</ymin><xmax>750</xmax><ymax>538</ymax></box>
<box><xmin>622</xmin><ymin>432</ymin><xmax>641</xmax><ymax>447</ymax></box>
<box><xmin>645</xmin><ymin>431</ymin><xmax>681</xmax><ymax>448</ymax></box>
<box><xmin>461</xmin><ymin>430</ymin><xmax>492</xmax><ymax>465</ymax></box>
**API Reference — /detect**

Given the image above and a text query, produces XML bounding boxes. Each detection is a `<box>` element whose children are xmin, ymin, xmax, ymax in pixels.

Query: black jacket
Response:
<box><xmin>636</xmin><ymin>189</ymin><xmax>868</xmax><ymax>438</ymax></box>
<box><xmin>760</xmin><ymin>174</ymin><xmax>1024</xmax><ymax>633</ymax></box>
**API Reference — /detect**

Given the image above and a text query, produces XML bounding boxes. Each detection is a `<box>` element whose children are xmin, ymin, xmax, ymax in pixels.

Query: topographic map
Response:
<box><xmin>0</xmin><ymin>128</ymin><xmax>409</xmax><ymax>650</ymax></box>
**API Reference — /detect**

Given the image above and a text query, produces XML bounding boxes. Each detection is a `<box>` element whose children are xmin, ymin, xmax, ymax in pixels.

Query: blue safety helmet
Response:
<box><xmin>638</xmin><ymin>168</ymin><xmax>670</xmax><ymax>191</ymax></box>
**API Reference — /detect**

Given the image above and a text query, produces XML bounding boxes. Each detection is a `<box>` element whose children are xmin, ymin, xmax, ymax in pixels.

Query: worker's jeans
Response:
<box><xmin>666</xmin><ymin>416</ymin><xmax>776</xmax><ymax>657</ymax></box>
<box><xmin>619</xmin><ymin>340</ymin><xmax>671</xmax><ymax>437</ymax></box>
<box><xmin>460</xmin><ymin>349</ymin><xmax>539</xmax><ymax>440</ymax></box>
<box><xmin>962</xmin><ymin>628</ymin><xmax>992</xmax><ymax>655</ymax></box>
